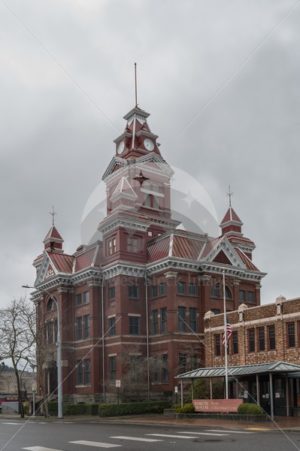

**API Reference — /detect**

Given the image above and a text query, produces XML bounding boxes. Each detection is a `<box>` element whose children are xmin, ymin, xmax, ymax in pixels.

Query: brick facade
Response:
<box><xmin>204</xmin><ymin>296</ymin><xmax>300</xmax><ymax>367</ymax></box>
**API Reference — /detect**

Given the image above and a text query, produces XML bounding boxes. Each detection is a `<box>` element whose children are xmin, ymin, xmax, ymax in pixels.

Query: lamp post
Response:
<box><xmin>22</xmin><ymin>284</ymin><xmax>63</xmax><ymax>419</ymax></box>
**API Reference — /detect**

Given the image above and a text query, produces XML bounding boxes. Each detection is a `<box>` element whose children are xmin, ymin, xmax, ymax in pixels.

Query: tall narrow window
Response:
<box><xmin>160</xmin><ymin>307</ymin><xmax>167</xmax><ymax>333</ymax></box>
<box><xmin>232</xmin><ymin>331</ymin><xmax>238</xmax><ymax>354</ymax></box>
<box><xmin>178</xmin><ymin>306</ymin><xmax>186</xmax><ymax>332</ymax></box>
<box><xmin>108</xmin><ymin>356</ymin><xmax>116</xmax><ymax>381</ymax></box>
<box><xmin>225</xmin><ymin>286</ymin><xmax>232</xmax><ymax>300</ymax></box>
<box><xmin>108</xmin><ymin>317</ymin><xmax>116</xmax><ymax>336</ymax></box>
<box><xmin>128</xmin><ymin>285</ymin><xmax>139</xmax><ymax>299</ymax></box>
<box><xmin>75</xmin><ymin>317</ymin><xmax>83</xmax><ymax>340</ymax></box>
<box><xmin>215</xmin><ymin>334</ymin><xmax>221</xmax><ymax>356</ymax></box>
<box><xmin>107</xmin><ymin>237</ymin><xmax>116</xmax><ymax>255</ymax></box>
<box><xmin>177</xmin><ymin>281</ymin><xmax>185</xmax><ymax>295</ymax></box>
<box><xmin>189</xmin><ymin>307</ymin><xmax>197</xmax><ymax>332</ymax></box>
<box><xmin>287</xmin><ymin>322</ymin><xmax>296</xmax><ymax>348</ymax></box>
<box><xmin>268</xmin><ymin>325</ymin><xmax>276</xmax><ymax>350</ymax></box>
<box><xmin>248</xmin><ymin>328</ymin><xmax>255</xmax><ymax>353</ymax></box>
<box><xmin>129</xmin><ymin>316</ymin><xmax>140</xmax><ymax>335</ymax></box>
<box><xmin>83</xmin><ymin>315</ymin><xmax>90</xmax><ymax>338</ymax></box>
<box><xmin>159</xmin><ymin>283</ymin><xmax>166</xmax><ymax>296</ymax></box>
<box><xmin>258</xmin><ymin>327</ymin><xmax>265</xmax><ymax>351</ymax></box>
<box><xmin>211</xmin><ymin>283</ymin><xmax>221</xmax><ymax>298</ymax></box>
<box><xmin>151</xmin><ymin>310</ymin><xmax>158</xmax><ymax>335</ymax></box>
<box><xmin>76</xmin><ymin>360</ymin><xmax>90</xmax><ymax>385</ymax></box>
<box><xmin>188</xmin><ymin>283</ymin><xmax>197</xmax><ymax>296</ymax></box>
<box><xmin>108</xmin><ymin>285</ymin><xmax>115</xmax><ymax>299</ymax></box>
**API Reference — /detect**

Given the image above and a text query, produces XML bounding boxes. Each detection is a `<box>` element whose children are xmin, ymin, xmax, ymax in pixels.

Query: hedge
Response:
<box><xmin>175</xmin><ymin>403</ymin><xmax>195</xmax><ymax>414</ymax></box>
<box><xmin>47</xmin><ymin>402</ymin><xmax>99</xmax><ymax>416</ymax></box>
<box><xmin>99</xmin><ymin>401</ymin><xmax>171</xmax><ymax>417</ymax></box>
<box><xmin>237</xmin><ymin>403</ymin><xmax>264</xmax><ymax>415</ymax></box>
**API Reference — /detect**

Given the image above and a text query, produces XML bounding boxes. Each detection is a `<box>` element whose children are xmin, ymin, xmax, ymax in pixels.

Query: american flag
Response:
<box><xmin>222</xmin><ymin>321</ymin><xmax>233</xmax><ymax>346</ymax></box>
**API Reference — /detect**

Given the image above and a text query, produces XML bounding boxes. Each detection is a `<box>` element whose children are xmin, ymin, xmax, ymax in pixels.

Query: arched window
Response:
<box><xmin>47</xmin><ymin>298</ymin><xmax>55</xmax><ymax>311</ymax></box>
<box><xmin>211</xmin><ymin>283</ymin><xmax>221</xmax><ymax>298</ymax></box>
<box><xmin>225</xmin><ymin>286</ymin><xmax>232</xmax><ymax>300</ymax></box>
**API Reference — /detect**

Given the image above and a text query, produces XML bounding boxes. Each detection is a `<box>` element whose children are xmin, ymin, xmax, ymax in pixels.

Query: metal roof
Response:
<box><xmin>176</xmin><ymin>361</ymin><xmax>300</xmax><ymax>380</ymax></box>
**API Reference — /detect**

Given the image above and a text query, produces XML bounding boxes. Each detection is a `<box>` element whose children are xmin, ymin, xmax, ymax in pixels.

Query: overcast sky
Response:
<box><xmin>0</xmin><ymin>0</ymin><xmax>299</xmax><ymax>307</ymax></box>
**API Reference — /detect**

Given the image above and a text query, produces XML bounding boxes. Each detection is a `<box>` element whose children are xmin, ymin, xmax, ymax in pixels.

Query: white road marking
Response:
<box><xmin>2</xmin><ymin>422</ymin><xmax>21</xmax><ymax>425</ymax></box>
<box><xmin>206</xmin><ymin>429</ymin><xmax>253</xmax><ymax>434</ymax></box>
<box><xmin>111</xmin><ymin>436</ymin><xmax>162</xmax><ymax>442</ymax></box>
<box><xmin>147</xmin><ymin>433</ymin><xmax>195</xmax><ymax>439</ymax></box>
<box><xmin>70</xmin><ymin>440</ymin><xmax>121</xmax><ymax>448</ymax></box>
<box><xmin>23</xmin><ymin>447</ymin><xmax>64</xmax><ymax>451</ymax></box>
<box><xmin>179</xmin><ymin>431</ymin><xmax>228</xmax><ymax>436</ymax></box>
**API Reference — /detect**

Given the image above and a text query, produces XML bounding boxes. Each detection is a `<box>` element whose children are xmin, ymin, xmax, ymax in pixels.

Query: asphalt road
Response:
<box><xmin>0</xmin><ymin>420</ymin><xmax>299</xmax><ymax>451</ymax></box>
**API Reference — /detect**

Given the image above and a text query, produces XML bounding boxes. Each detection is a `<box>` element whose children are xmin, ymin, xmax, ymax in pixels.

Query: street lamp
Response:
<box><xmin>22</xmin><ymin>284</ymin><xmax>63</xmax><ymax>419</ymax></box>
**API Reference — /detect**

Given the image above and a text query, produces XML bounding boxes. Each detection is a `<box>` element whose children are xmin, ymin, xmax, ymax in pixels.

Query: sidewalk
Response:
<box><xmin>1</xmin><ymin>413</ymin><xmax>299</xmax><ymax>431</ymax></box>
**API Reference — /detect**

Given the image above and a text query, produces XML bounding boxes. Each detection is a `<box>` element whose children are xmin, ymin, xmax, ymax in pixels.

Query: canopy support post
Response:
<box><xmin>180</xmin><ymin>380</ymin><xmax>183</xmax><ymax>408</ymax></box>
<box><xmin>256</xmin><ymin>374</ymin><xmax>260</xmax><ymax>406</ymax></box>
<box><xmin>269</xmin><ymin>373</ymin><xmax>274</xmax><ymax>420</ymax></box>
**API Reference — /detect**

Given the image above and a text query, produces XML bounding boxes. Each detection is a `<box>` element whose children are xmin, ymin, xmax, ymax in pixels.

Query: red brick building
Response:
<box><xmin>203</xmin><ymin>296</ymin><xmax>300</xmax><ymax>415</ymax></box>
<box><xmin>33</xmin><ymin>104</ymin><xmax>265</xmax><ymax>402</ymax></box>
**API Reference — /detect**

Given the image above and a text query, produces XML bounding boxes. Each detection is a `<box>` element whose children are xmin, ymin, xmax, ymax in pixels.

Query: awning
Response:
<box><xmin>176</xmin><ymin>361</ymin><xmax>300</xmax><ymax>380</ymax></box>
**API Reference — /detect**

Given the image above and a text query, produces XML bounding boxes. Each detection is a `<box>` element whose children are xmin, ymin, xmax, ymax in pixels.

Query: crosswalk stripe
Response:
<box><xmin>23</xmin><ymin>447</ymin><xmax>63</xmax><ymax>451</ymax></box>
<box><xmin>70</xmin><ymin>440</ymin><xmax>121</xmax><ymax>448</ymax></box>
<box><xmin>147</xmin><ymin>433</ymin><xmax>195</xmax><ymax>439</ymax></box>
<box><xmin>206</xmin><ymin>429</ymin><xmax>253</xmax><ymax>434</ymax></box>
<box><xmin>2</xmin><ymin>422</ymin><xmax>21</xmax><ymax>425</ymax></box>
<box><xmin>111</xmin><ymin>436</ymin><xmax>162</xmax><ymax>442</ymax></box>
<box><xmin>179</xmin><ymin>431</ymin><xmax>228</xmax><ymax>436</ymax></box>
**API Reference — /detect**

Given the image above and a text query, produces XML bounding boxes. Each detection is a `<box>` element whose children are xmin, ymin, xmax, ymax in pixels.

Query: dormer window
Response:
<box><xmin>107</xmin><ymin>236</ymin><xmax>117</xmax><ymax>256</ymax></box>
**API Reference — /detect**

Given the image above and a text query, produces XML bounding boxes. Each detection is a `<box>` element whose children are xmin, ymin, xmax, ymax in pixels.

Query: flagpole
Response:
<box><xmin>223</xmin><ymin>269</ymin><xmax>229</xmax><ymax>399</ymax></box>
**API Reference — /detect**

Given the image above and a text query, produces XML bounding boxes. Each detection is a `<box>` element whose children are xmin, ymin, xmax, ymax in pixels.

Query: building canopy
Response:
<box><xmin>176</xmin><ymin>361</ymin><xmax>300</xmax><ymax>380</ymax></box>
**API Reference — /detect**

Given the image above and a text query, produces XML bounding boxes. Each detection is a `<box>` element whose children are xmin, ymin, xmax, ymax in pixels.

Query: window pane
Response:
<box><xmin>258</xmin><ymin>327</ymin><xmax>265</xmax><ymax>351</ymax></box>
<box><xmin>215</xmin><ymin>334</ymin><xmax>221</xmax><ymax>356</ymax></box>
<box><xmin>151</xmin><ymin>310</ymin><xmax>158</xmax><ymax>335</ymax></box>
<box><xmin>160</xmin><ymin>308</ymin><xmax>167</xmax><ymax>333</ymax></box>
<box><xmin>128</xmin><ymin>285</ymin><xmax>139</xmax><ymax>299</ymax></box>
<box><xmin>129</xmin><ymin>316</ymin><xmax>140</xmax><ymax>335</ymax></box>
<box><xmin>178</xmin><ymin>306</ymin><xmax>186</xmax><ymax>332</ymax></box>
<box><xmin>159</xmin><ymin>283</ymin><xmax>166</xmax><ymax>296</ymax></box>
<box><xmin>108</xmin><ymin>286</ymin><xmax>115</xmax><ymax>299</ymax></box>
<box><xmin>232</xmin><ymin>331</ymin><xmax>238</xmax><ymax>354</ymax></box>
<box><xmin>287</xmin><ymin>322</ymin><xmax>296</xmax><ymax>348</ymax></box>
<box><xmin>248</xmin><ymin>328</ymin><xmax>255</xmax><ymax>353</ymax></box>
<box><xmin>108</xmin><ymin>317</ymin><xmax>116</xmax><ymax>336</ymax></box>
<box><xmin>189</xmin><ymin>308</ymin><xmax>197</xmax><ymax>332</ymax></box>
<box><xmin>177</xmin><ymin>282</ymin><xmax>185</xmax><ymax>295</ymax></box>
<box><xmin>188</xmin><ymin>283</ymin><xmax>197</xmax><ymax>296</ymax></box>
<box><xmin>268</xmin><ymin>325</ymin><xmax>276</xmax><ymax>350</ymax></box>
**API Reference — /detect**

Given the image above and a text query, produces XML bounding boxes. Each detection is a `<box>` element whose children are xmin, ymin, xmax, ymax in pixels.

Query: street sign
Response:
<box><xmin>115</xmin><ymin>379</ymin><xmax>121</xmax><ymax>388</ymax></box>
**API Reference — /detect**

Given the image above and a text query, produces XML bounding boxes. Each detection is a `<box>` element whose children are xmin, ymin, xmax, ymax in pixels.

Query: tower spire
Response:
<box><xmin>134</xmin><ymin>62</ymin><xmax>138</xmax><ymax>107</ymax></box>
<box><xmin>227</xmin><ymin>185</ymin><xmax>233</xmax><ymax>208</ymax></box>
<box><xmin>49</xmin><ymin>205</ymin><xmax>57</xmax><ymax>226</ymax></box>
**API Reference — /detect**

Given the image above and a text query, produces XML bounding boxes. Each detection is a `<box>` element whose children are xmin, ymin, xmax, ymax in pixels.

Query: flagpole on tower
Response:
<box><xmin>223</xmin><ymin>269</ymin><xmax>229</xmax><ymax>399</ymax></box>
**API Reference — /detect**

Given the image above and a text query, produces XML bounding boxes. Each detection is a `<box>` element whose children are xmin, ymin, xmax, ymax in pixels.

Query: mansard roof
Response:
<box><xmin>147</xmin><ymin>230</ymin><xmax>262</xmax><ymax>274</ymax></box>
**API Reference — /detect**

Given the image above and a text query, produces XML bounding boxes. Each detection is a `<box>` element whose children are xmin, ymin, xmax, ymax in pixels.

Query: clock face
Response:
<box><xmin>117</xmin><ymin>141</ymin><xmax>125</xmax><ymax>154</ymax></box>
<box><xmin>144</xmin><ymin>138</ymin><xmax>154</xmax><ymax>151</ymax></box>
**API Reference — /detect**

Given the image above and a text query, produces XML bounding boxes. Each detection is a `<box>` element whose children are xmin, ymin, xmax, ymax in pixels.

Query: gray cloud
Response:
<box><xmin>0</xmin><ymin>0</ymin><xmax>299</xmax><ymax>306</ymax></box>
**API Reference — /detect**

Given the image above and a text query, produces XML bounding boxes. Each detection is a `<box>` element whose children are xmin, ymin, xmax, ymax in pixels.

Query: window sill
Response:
<box><xmin>75</xmin><ymin>384</ymin><xmax>91</xmax><ymax>388</ymax></box>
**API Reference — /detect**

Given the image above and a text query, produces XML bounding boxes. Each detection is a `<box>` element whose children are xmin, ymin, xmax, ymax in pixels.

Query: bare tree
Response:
<box><xmin>0</xmin><ymin>298</ymin><xmax>36</xmax><ymax>418</ymax></box>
